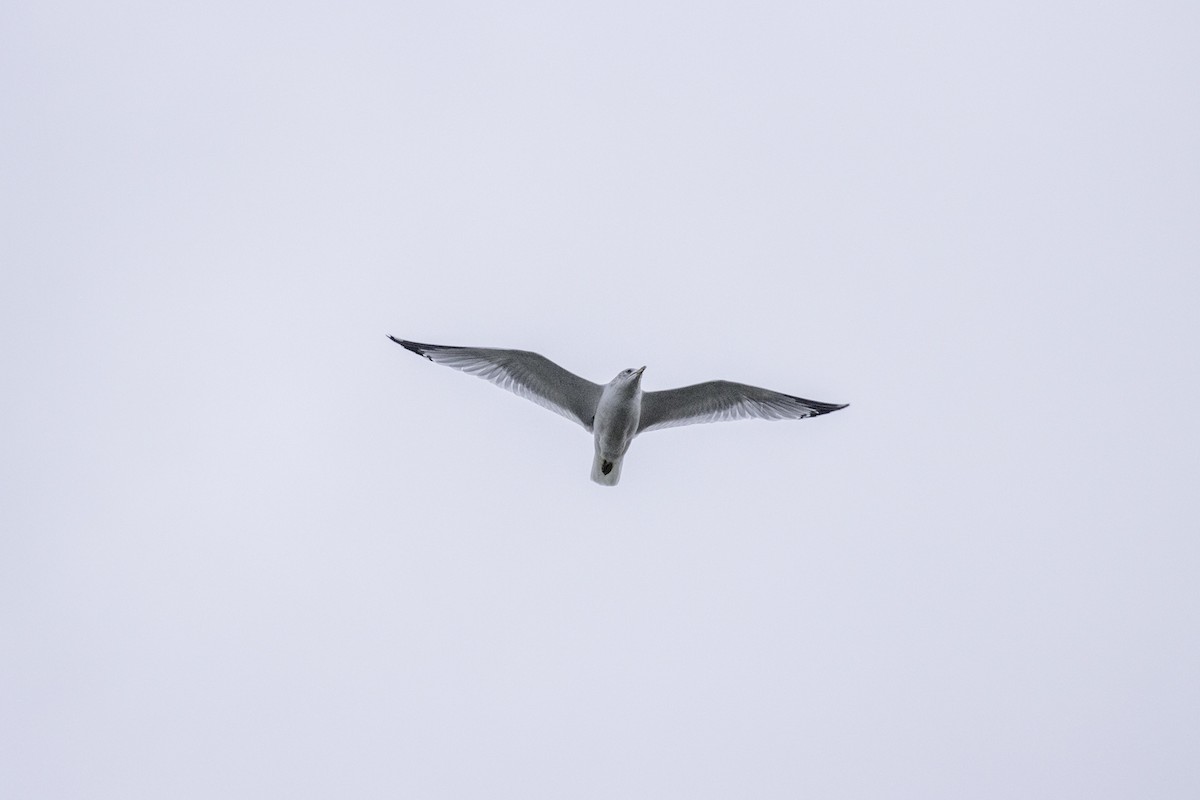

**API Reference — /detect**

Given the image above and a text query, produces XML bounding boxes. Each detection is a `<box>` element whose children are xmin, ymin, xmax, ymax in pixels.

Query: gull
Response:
<box><xmin>389</xmin><ymin>337</ymin><xmax>847</xmax><ymax>486</ymax></box>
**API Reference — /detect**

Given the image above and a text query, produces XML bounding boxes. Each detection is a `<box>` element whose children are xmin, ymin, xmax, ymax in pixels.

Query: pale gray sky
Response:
<box><xmin>3</xmin><ymin>1</ymin><xmax>1198</xmax><ymax>798</ymax></box>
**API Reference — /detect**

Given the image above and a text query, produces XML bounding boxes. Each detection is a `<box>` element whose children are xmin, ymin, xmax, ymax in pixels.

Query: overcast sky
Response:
<box><xmin>3</xmin><ymin>1</ymin><xmax>1198</xmax><ymax>798</ymax></box>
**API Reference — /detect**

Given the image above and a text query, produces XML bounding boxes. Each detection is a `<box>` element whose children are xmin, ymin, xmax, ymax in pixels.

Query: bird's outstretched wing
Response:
<box><xmin>389</xmin><ymin>337</ymin><xmax>603</xmax><ymax>432</ymax></box>
<box><xmin>638</xmin><ymin>380</ymin><xmax>847</xmax><ymax>434</ymax></box>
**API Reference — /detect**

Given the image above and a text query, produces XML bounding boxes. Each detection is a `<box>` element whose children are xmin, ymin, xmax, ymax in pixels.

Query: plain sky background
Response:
<box><xmin>3</xmin><ymin>1</ymin><xmax>1198</xmax><ymax>798</ymax></box>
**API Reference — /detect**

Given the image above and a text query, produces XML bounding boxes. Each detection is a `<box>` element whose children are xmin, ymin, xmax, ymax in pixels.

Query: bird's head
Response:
<box><xmin>613</xmin><ymin>365</ymin><xmax>646</xmax><ymax>387</ymax></box>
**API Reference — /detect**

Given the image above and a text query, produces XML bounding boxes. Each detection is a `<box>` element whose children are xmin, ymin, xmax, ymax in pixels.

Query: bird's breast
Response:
<box><xmin>593</xmin><ymin>389</ymin><xmax>641</xmax><ymax>452</ymax></box>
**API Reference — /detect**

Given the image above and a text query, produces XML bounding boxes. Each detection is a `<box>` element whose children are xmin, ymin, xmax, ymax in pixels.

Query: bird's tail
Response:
<box><xmin>590</xmin><ymin>453</ymin><xmax>623</xmax><ymax>487</ymax></box>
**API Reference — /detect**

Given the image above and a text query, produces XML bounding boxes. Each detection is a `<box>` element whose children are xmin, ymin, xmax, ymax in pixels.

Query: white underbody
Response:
<box><xmin>590</xmin><ymin>382</ymin><xmax>642</xmax><ymax>485</ymax></box>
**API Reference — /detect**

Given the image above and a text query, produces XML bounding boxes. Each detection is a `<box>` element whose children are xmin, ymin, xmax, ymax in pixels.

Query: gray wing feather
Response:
<box><xmin>390</xmin><ymin>337</ymin><xmax>603</xmax><ymax>432</ymax></box>
<box><xmin>638</xmin><ymin>380</ymin><xmax>847</xmax><ymax>434</ymax></box>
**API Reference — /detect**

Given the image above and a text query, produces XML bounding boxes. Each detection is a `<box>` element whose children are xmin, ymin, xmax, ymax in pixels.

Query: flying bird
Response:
<box><xmin>389</xmin><ymin>337</ymin><xmax>847</xmax><ymax>486</ymax></box>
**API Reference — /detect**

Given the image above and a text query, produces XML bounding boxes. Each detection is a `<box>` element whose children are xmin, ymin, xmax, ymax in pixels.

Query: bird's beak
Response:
<box><xmin>634</xmin><ymin>366</ymin><xmax>646</xmax><ymax>376</ymax></box>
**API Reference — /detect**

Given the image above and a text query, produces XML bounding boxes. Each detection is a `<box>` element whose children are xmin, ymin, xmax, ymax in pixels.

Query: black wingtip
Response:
<box><xmin>785</xmin><ymin>395</ymin><xmax>849</xmax><ymax>416</ymax></box>
<box><xmin>388</xmin><ymin>336</ymin><xmax>434</xmax><ymax>360</ymax></box>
